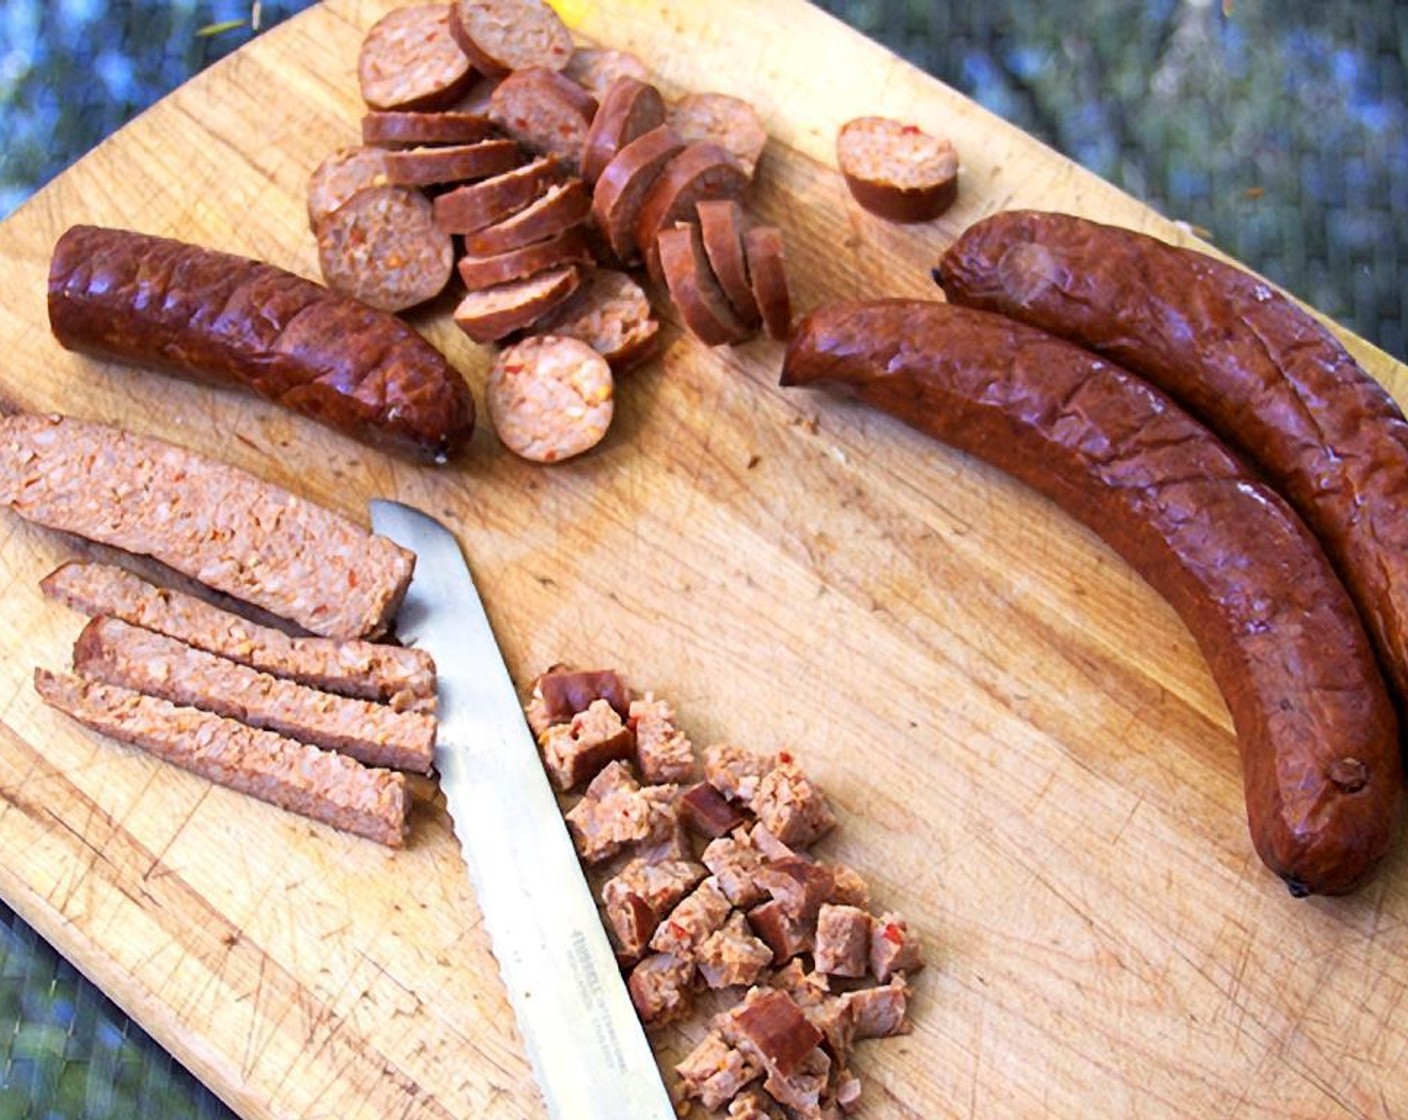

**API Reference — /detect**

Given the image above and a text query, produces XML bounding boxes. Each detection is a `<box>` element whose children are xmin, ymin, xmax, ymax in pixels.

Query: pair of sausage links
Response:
<box><xmin>1</xmin><ymin>413</ymin><xmax>416</xmax><ymax>639</ymax></box>
<box><xmin>938</xmin><ymin>209</ymin><xmax>1408</xmax><ymax>718</ymax></box>
<box><xmin>358</xmin><ymin>5</ymin><xmax>473</xmax><ymax>112</ymax></box>
<box><xmin>781</xmin><ymin>299</ymin><xmax>1403</xmax><ymax>897</ymax></box>
<box><xmin>47</xmin><ymin>226</ymin><xmax>474</xmax><ymax>461</ymax></box>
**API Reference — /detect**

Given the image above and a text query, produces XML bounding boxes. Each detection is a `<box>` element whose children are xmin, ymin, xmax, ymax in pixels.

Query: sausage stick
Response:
<box><xmin>938</xmin><ymin>209</ymin><xmax>1408</xmax><ymax>714</ymax></box>
<box><xmin>782</xmin><ymin>299</ymin><xmax>1403</xmax><ymax>897</ymax></box>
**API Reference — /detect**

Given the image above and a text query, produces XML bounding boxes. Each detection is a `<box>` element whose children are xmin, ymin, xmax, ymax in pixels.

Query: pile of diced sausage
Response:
<box><xmin>308</xmin><ymin>0</ymin><xmax>793</xmax><ymax>462</ymax></box>
<box><xmin>526</xmin><ymin>666</ymin><xmax>923</xmax><ymax>1118</ymax></box>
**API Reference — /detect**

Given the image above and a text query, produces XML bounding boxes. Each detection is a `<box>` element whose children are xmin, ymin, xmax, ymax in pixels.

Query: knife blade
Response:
<box><xmin>369</xmin><ymin>499</ymin><xmax>675</xmax><ymax>1120</ymax></box>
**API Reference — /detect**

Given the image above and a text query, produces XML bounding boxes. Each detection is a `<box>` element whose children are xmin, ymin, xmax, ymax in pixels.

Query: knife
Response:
<box><xmin>369</xmin><ymin>499</ymin><xmax>675</xmax><ymax>1120</ymax></box>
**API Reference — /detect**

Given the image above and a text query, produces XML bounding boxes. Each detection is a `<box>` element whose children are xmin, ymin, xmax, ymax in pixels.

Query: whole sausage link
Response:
<box><xmin>781</xmin><ymin>298</ymin><xmax>1403</xmax><ymax>897</ymax></box>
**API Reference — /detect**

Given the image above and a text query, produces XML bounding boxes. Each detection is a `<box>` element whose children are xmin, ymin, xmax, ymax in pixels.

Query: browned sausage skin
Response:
<box><xmin>47</xmin><ymin>225</ymin><xmax>474</xmax><ymax>462</ymax></box>
<box><xmin>781</xmin><ymin>299</ymin><xmax>1403</xmax><ymax>896</ymax></box>
<box><xmin>937</xmin><ymin>209</ymin><xmax>1408</xmax><ymax>718</ymax></box>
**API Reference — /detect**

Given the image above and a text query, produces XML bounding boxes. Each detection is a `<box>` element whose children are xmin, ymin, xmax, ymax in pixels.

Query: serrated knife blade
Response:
<box><xmin>369</xmin><ymin>499</ymin><xmax>674</xmax><ymax>1120</ymax></box>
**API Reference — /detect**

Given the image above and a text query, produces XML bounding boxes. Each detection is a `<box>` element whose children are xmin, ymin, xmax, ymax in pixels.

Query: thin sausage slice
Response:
<box><xmin>0</xmin><ymin>413</ymin><xmax>415</xmax><ymax>639</ymax></box>
<box><xmin>938</xmin><ymin>209</ymin><xmax>1408</xmax><ymax>715</ymax></box>
<box><xmin>489</xmin><ymin>66</ymin><xmax>598</xmax><ymax>176</ymax></box>
<box><xmin>836</xmin><ymin>116</ymin><xmax>959</xmax><ymax>223</ymax></box>
<box><xmin>582</xmin><ymin>77</ymin><xmax>667</xmax><ymax>185</ymax></box>
<box><xmin>47</xmin><ymin>226</ymin><xmax>474</xmax><ymax>462</ymax></box>
<box><xmin>315</xmin><ymin>185</ymin><xmax>454</xmax><ymax>312</ymax></box>
<box><xmin>668</xmin><ymin>92</ymin><xmax>769</xmax><ymax>179</ymax></box>
<box><xmin>487</xmin><ymin>335</ymin><xmax>615</xmax><ymax>463</ymax></box>
<box><xmin>384</xmin><ymin>138</ymin><xmax>523</xmax><ymax>188</ymax></box>
<box><xmin>464</xmin><ymin>179</ymin><xmax>591</xmax><ymax>256</ymax></box>
<box><xmin>433</xmin><ymin>155</ymin><xmax>564</xmax><ymax>235</ymax></box>
<box><xmin>307</xmin><ymin>146</ymin><xmax>391</xmax><ymax>230</ymax></box>
<box><xmin>696</xmin><ymin>199</ymin><xmax>760</xmax><ymax>328</ymax></box>
<box><xmin>453</xmin><ymin>265</ymin><xmax>582</xmax><ymax>344</ymax></box>
<box><xmin>534</xmin><ymin>268</ymin><xmax>660</xmax><ymax>371</ymax></box>
<box><xmin>743</xmin><ymin>225</ymin><xmax>792</xmax><ymax>341</ymax></box>
<box><xmin>35</xmin><ymin>670</ymin><xmax>410</xmax><ymax>847</ymax></box>
<box><xmin>358</xmin><ymin>5</ymin><xmax>473</xmax><ymax>112</ymax></box>
<box><xmin>361</xmin><ymin>110</ymin><xmax>494</xmax><ymax>149</ymax></box>
<box><xmin>634</xmin><ymin>142</ymin><xmax>751</xmax><ymax>279</ymax></box>
<box><xmin>658</xmin><ymin>222</ymin><xmax>750</xmax><ymax>347</ymax></box>
<box><xmin>41</xmin><ymin>561</ymin><xmax>436</xmax><ymax>713</ymax></box>
<box><xmin>781</xmin><ymin>299</ymin><xmax>1402</xmax><ymax>897</ymax></box>
<box><xmin>456</xmin><ymin>226</ymin><xmax>595</xmax><ymax>291</ymax></box>
<box><xmin>565</xmin><ymin>47</ymin><xmax>649</xmax><ymax>100</ymax></box>
<box><xmin>449</xmin><ymin>0</ymin><xmax>573</xmax><ymax>74</ymax></box>
<box><xmin>592</xmin><ymin>124</ymin><xmax>686</xmax><ymax>262</ymax></box>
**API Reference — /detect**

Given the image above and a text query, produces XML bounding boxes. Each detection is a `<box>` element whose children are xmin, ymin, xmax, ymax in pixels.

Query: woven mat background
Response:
<box><xmin>1</xmin><ymin>0</ymin><xmax>1405</xmax><ymax>1115</ymax></box>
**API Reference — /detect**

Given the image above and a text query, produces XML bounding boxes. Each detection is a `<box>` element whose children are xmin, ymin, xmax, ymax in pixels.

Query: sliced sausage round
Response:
<box><xmin>533</xmin><ymin>268</ymin><xmax>660</xmax><ymax>371</ymax></box>
<box><xmin>565</xmin><ymin>48</ymin><xmax>649</xmax><ymax>100</ymax></box>
<box><xmin>591</xmin><ymin>124</ymin><xmax>686</xmax><ymax>262</ymax></box>
<box><xmin>667</xmin><ymin>92</ymin><xmax>769</xmax><ymax>179</ymax></box>
<box><xmin>582</xmin><ymin>77</ymin><xmax>668</xmax><ymax>185</ymax></box>
<box><xmin>634</xmin><ymin>142</ymin><xmax>751</xmax><ymax>279</ymax></box>
<box><xmin>384</xmin><ymin>138</ymin><xmax>524</xmax><ymax>188</ymax></box>
<box><xmin>361</xmin><ymin>110</ymin><xmax>494</xmax><ymax>149</ymax></box>
<box><xmin>449</xmin><ymin>0</ymin><xmax>573</xmax><ymax>74</ymax></box>
<box><xmin>659</xmin><ymin>222</ymin><xmax>750</xmax><ymax>347</ymax></box>
<box><xmin>489</xmin><ymin>66</ymin><xmax>598</xmax><ymax>176</ymax></box>
<box><xmin>315</xmin><ymin>186</ymin><xmax>454</xmax><ymax>313</ymax></box>
<box><xmin>743</xmin><ymin>225</ymin><xmax>792</xmax><ymax>341</ymax></box>
<box><xmin>836</xmin><ymin>116</ymin><xmax>960</xmax><ymax>223</ymax></box>
<box><xmin>433</xmin><ymin>156</ymin><xmax>564</xmax><ymax>235</ymax></box>
<box><xmin>457</xmin><ymin>226</ymin><xmax>595</xmax><ymax>291</ymax></box>
<box><xmin>307</xmin><ymin>146</ymin><xmax>392</xmax><ymax>231</ymax></box>
<box><xmin>696</xmin><ymin>199</ymin><xmax>760</xmax><ymax>328</ymax></box>
<box><xmin>453</xmin><ymin>265</ymin><xmax>582</xmax><ymax>344</ymax></box>
<box><xmin>464</xmin><ymin>179</ymin><xmax>592</xmax><ymax>256</ymax></box>
<box><xmin>488</xmin><ymin>335</ymin><xmax>615</xmax><ymax>463</ymax></box>
<box><xmin>358</xmin><ymin>5</ymin><xmax>474</xmax><ymax>112</ymax></box>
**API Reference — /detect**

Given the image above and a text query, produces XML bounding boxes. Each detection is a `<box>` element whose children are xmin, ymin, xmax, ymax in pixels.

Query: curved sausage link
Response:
<box><xmin>937</xmin><ymin>209</ymin><xmax>1408</xmax><ymax>718</ymax></box>
<box><xmin>781</xmin><ymin>298</ymin><xmax>1402</xmax><ymax>897</ymax></box>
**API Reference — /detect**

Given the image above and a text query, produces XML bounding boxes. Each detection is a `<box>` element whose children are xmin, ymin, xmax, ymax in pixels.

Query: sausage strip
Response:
<box><xmin>47</xmin><ymin>225</ymin><xmax>474</xmax><ymax>461</ymax></box>
<box><xmin>938</xmin><ymin>209</ymin><xmax>1408</xmax><ymax>712</ymax></box>
<box><xmin>781</xmin><ymin>299</ymin><xmax>1402</xmax><ymax>896</ymax></box>
<box><xmin>36</xmin><ymin>670</ymin><xmax>409</xmax><ymax>846</ymax></box>
<box><xmin>0</xmin><ymin>413</ymin><xmax>413</xmax><ymax>640</ymax></box>
<box><xmin>73</xmin><ymin>617</ymin><xmax>435</xmax><ymax>773</ymax></box>
<box><xmin>41</xmin><ymin>561</ymin><xmax>436</xmax><ymax>713</ymax></box>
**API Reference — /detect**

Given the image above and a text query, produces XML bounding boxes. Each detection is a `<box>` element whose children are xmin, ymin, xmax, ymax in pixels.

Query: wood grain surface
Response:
<box><xmin>2</xmin><ymin>1</ymin><xmax>1406</xmax><ymax>1117</ymax></box>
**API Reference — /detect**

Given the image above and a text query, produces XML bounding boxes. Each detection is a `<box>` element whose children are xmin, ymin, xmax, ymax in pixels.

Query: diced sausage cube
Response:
<box><xmin>751</xmin><ymin>758</ymin><xmax>836</xmax><ymax>847</ymax></box>
<box><xmin>529</xmin><ymin>666</ymin><xmax>630</xmax><ymax>735</ymax></box>
<box><xmin>748</xmin><ymin>820</ymin><xmax>801</xmax><ymax>862</ymax></box>
<box><xmin>756</xmin><ymin>857</ymin><xmax>835</xmax><ymax>922</ymax></box>
<box><xmin>702</xmin><ymin>828</ymin><xmax>767</xmax><ymax>907</ymax></box>
<box><xmin>627</xmin><ymin>952</ymin><xmax>694</xmax><ymax>1025</ymax></box>
<box><xmin>601</xmin><ymin>857</ymin><xmax>705</xmax><ymax>960</ymax></box>
<box><xmin>762</xmin><ymin>1046</ymin><xmax>830</xmax><ymax>1116</ymax></box>
<box><xmin>539</xmin><ymin>698</ymin><xmax>634</xmax><ymax>790</ymax></box>
<box><xmin>813</xmin><ymin>903</ymin><xmax>872</xmax><ymax>978</ymax></box>
<box><xmin>678</xmin><ymin>781</ymin><xmax>749</xmax><ymax>838</ymax></box>
<box><xmin>840</xmin><ymin>976</ymin><xmax>911</xmax><ymax>1039</ymax></box>
<box><xmin>675</xmin><ymin>1031</ymin><xmax>761</xmax><ymax>1112</ymax></box>
<box><xmin>697</xmin><ymin>911</ymin><xmax>773</xmax><ymax>990</ymax></box>
<box><xmin>633</xmin><ymin>786</ymin><xmax>692</xmax><ymax>863</ymax></box>
<box><xmin>746</xmin><ymin>898</ymin><xmax>812</xmax><ymax>965</ymax></box>
<box><xmin>833</xmin><ymin>1069</ymin><xmax>863</xmax><ymax>1113</ymax></box>
<box><xmin>824</xmin><ymin>862</ymin><xmax>871</xmax><ymax>909</ymax></box>
<box><xmin>629</xmin><ymin>696</ymin><xmax>696</xmax><ymax>783</ymax></box>
<box><xmin>870</xmin><ymin>911</ymin><xmax>923</xmax><ymax>981</ymax></box>
<box><xmin>564</xmin><ymin>760</ymin><xmax>660</xmax><ymax>862</ymax></box>
<box><xmin>770</xmin><ymin>961</ymin><xmax>851</xmax><ymax>1060</ymax></box>
<box><xmin>703</xmin><ymin>742</ymin><xmax>772</xmax><ymax>804</ymax></box>
<box><xmin>649</xmin><ymin>876</ymin><xmax>731</xmax><ymax>960</ymax></box>
<box><xmin>720</xmin><ymin>987</ymin><xmax>823</xmax><ymax>1080</ymax></box>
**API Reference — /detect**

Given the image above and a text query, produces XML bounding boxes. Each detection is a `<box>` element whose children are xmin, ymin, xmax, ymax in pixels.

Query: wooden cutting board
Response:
<box><xmin>2</xmin><ymin>1</ymin><xmax>1406</xmax><ymax>1116</ymax></box>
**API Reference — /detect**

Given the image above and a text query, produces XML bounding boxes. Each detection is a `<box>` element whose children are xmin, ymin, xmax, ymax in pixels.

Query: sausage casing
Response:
<box><xmin>781</xmin><ymin>298</ymin><xmax>1403</xmax><ymax>896</ymax></box>
<box><xmin>48</xmin><ymin>225</ymin><xmax>474</xmax><ymax>462</ymax></box>
<box><xmin>937</xmin><ymin>209</ymin><xmax>1408</xmax><ymax>714</ymax></box>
